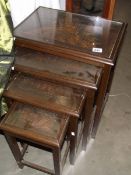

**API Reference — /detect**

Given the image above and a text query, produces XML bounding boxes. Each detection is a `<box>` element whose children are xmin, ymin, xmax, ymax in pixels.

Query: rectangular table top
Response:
<box><xmin>0</xmin><ymin>102</ymin><xmax>69</xmax><ymax>147</ymax></box>
<box><xmin>4</xmin><ymin>73</ymin><xmax>86</xmax><ymax>117</ymax></box>
<box><xmin>15</xmin><ymin>47</ymin><xmax>102</xmax><ymax>89</ymax></box>
<box><xmin>14</xmin><ymin>7</ymin><xmax>126</xmax><ymax>65</ymax></box>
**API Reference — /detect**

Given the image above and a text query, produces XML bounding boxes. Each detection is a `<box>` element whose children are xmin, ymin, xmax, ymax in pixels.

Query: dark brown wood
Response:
<box><xmin>76</xmin><ymin>121</ymin><xmax>84</xmax><ymax>151</ymax></box>
<box><xmin>4</xmin><ymin>133</ymin><xmax>24</xmax><ymax>169</ymax></box>
<box><xmin>0</xmin><ymin>102</ymin><xmax>69</xmax><ymax>175</ymax></box>
<box><xmin>69</xmin><ymin>117</ymin><xmax>79</xmax><ymax>164</ymax></box>
<box><xmin>13</xmin><ymin>7</ymin><xmax>126</xmax><ymax>140</ymax></box>
<box><xmin>106</xmin><ymin>24</ymin><xmax>127</xmax><ymax>93</ymax></box>
<box><xmin>4</xmin><ymin>74</ymin><xmax>86</xmax><ymax>163</ymax></box>
<box><xmin>13</xmin><ymin>46</ymin><xmax>103</xmax><ymax>160</ymax></box>
<box><xmin>53</xmin><ymin>148</ymin><xmax>61</xmax><ymax>175</ymax></box>
<box><xmin>61</xmin><ymin>139</ymin><xmax>70</xmax><ymax>168</ymax></box>
<box><xmin>91</xmin><ymin>23</ymin><xmax>127</xmax><ymax>137</ymax></box>
<box><xmin>4</xmin><ymin>73</ymin><xmax>86</xmax><ymax>117</ymax></box>
<box><xmin>21</xmin><ymin>143</ymin><xmax>28</xmax><ymax>158</ymax></box>
<box><xmin>15</xmin><ymin>46</ymin><xmax>102</xmax><ymax>90</ymax></box>
<box><xmin>82</xmin><ymin>89</ymin><xmax>95</xmax><ymax>150</ymax></box>
<box><xmin>1</xmin><ymin>103</ymin><xmax>69</xmax><ymax>147</ymax></box>
<box><xmin>15</xmin><ymin>39</ymin><xmax>105</xmax><ymax>67</ymax></box>
<box><xmin>14</xmin><ymin>7</ymin><xmax>124</xmax><ymax>65</ymax></box>
<box><xmin>22</xmin><ymin>160</ymin><xmax>55</xmax><ymax>175</ymax></box>
<box><xmin>92</xmin><ymin>64</ymin><xmax>111</xmax><ymax>138</ymax></box>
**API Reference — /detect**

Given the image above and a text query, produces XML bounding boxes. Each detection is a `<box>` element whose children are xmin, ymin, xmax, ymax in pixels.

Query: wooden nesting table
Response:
<box><xmin>4</xmin><ymin>72</ymin><xmax>86</xmax><ymax>164</ymax></box>
<box><xmin>4</xmin><ymin>44</ymin><xmax>103</xmax><ymax>162</ymax></box>
<box><xmin>13</xmin><ymin>46</ymin><xmax>103</xmax><ymax>149</ymax></box>
<box><xmin>13</xmin><ymin>7</ymin><xmax>126</xmax><ymax>138</ymax></box>
<box><xmin>0</xmin><ymin>102</ymin><xmax>70</xmax><ymax>175</ymax></box>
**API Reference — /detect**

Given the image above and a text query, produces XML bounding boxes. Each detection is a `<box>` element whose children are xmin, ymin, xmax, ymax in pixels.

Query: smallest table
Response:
<box><xmin>0</xmin><ymin>102</ymin><xmax>70</xmax><ymax>175</ymax></box>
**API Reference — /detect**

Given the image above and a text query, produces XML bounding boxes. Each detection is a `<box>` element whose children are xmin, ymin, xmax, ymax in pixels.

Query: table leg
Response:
<box><xmin>82</xmin><ymin>89</ymin><xmax>95</xmax><ymax>150</ymax></box>
<box><xmin>92</xmin><ymin>65</ymin><xmax>111</xmax><ymax>138</ymax></box>
<box><xmin>69</xmin><ymin>117</ymin><xmax>78</xmax><ymax>164</ymax></box>
<box><xmin>53</xmin><ymin>147</ymin><xmax>62</xmax><ymax>175</ymax></box>
<box><xmin>4</xmin><ymin>132</ymin><xmax>24</xmax><ymax>168</ymax></box>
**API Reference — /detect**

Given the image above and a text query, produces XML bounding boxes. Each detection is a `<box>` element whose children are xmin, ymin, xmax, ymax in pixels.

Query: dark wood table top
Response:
<box><xmin>4</xmin><ymin>73</ymin><xmax>86</xmax><ymax>117</ymax></box>
<box><xmin>14</xmin><ymin>7</ymin><xmax>126</xmax><ymax>65</ymax></box>
<box><xmin>15</xmin><ymin>47</ymin><xmax>102</xmax><ymax>89</ymax></box>
<box><xmin>0</xmin><ymin>102</ymin><xmax>69</xmax><ymax>147</ymax></box>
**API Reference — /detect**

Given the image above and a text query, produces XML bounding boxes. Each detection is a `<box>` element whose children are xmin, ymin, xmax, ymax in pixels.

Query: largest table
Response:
<box><xmin>13</xmin><ymin>7</ymin><xmax>127</xmax><ymax>138</ymax></box>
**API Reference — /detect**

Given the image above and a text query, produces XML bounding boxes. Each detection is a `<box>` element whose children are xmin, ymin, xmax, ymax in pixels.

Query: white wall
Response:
<box><xmin>9</xmin><ymin>0</ymin><xmax>65</xmax><ymax>27</ymax></box>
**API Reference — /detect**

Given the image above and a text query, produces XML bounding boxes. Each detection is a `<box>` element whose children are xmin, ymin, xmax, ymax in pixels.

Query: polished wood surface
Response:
<box><xmin>3</xmin><ymin>71</ymin><xmax>84</xmax><ymax>164</ymax></box>
<box><xmin>14</xmin><ymin>7</ymin><xmax>124</xmax><ymax>65</ymax></box>
<box><xmin>15</xmin><ymin>47</ymin><xmax>102</xmax><ymax>89</ymax></box>
<box><xmin>0</xmin><ymin>102</ymin><xmax>69</xmax><ymax>147</ymax></box>
<box><xmin>13</xmin><ymin>45</ymin><xmax>100</xmax><ymax>162</ymax></box>
<box><xmin>14</xmin><ymin>46</ymin><xmax>101</xmax><ymax>153</ymax></box>
<box><xmin>13</xmin><ymin>7</ymin><xmax>126</xmax><ymax>140</ymax></box>
<box><xmin>0</xmin><ymin>102</ymin><xmax>70</xmax><ymax>175</ymax></box>
<box><xmin>103</xmin><ymin>0</ymin><xmax>116</xmax><ymax>20</ymax></box>
<box><xmin>4</xmin><ymin>73</ymin><xmax>86</xmax><ymax>117</ymax></box>
<box><xmin>66</xmin><ymin>0</ymin><xmax>73</xmax><ymax>12</ymax></box>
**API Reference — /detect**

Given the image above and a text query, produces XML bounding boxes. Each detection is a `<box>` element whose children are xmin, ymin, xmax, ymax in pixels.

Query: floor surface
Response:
<box><xmin>0</xmin><ymin>0</ymin><xmax>131</xmax><ymax>174</ymax></box>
